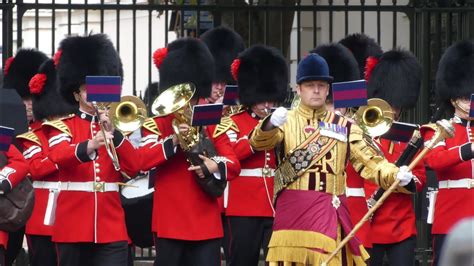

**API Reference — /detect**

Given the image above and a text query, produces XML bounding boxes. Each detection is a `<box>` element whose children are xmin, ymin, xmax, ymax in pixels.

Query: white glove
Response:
<box><xmin>396</xmin><ymin>165</ymin><xmax>414</xmax><ymax>186</ymax></box>
<box><xmin>269</xmin><ymin>107</ymin><xmax>288</xmax><ymax>127</ymax></box>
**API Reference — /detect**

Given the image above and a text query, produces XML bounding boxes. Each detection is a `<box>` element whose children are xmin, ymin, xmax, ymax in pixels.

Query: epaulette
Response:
<box><xmin>213</xmin><ymin>116</ymin><xmax>239</xmax><ymax>138</ymax></box>
<box><xmin>16</xmin><ymin>131</ymin><xmax>41</xmax><ymax>146</ymax></box>
<box><xmin>143</xmin><ymin>117</ymin><xmax>161</xmax><ymax>135</ymax></box>
<box><xmin>420</xmin><ymin>123</ymin><xmax>437</xmax><ymax>132</ymax></box>
<box><xmin>42</xmin><ymin>120</ymin><xmax>72</xmax><ymax>137</ymax></box>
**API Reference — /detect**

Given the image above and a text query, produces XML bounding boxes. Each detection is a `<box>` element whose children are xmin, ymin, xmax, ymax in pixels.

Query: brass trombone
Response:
<box><xmin>92</xmin><ymin>102</ymin><xmax>121</xmax><ymax>171</ymax></box>
<box><xmin>109</xmin><ymin>96</ymin><xmax>148</xmax><ymax>135</ymax></box>
<box><xmin>354</xmin><ymin>98</ymin><xmax>394</xmax><ymax>137</ymax></box>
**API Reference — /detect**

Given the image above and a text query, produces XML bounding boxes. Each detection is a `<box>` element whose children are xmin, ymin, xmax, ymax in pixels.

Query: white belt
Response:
<box><xmin>439</xmin><ymin>178</ymin><xmax>474</xmax><ymax>189</ymax></box>
<box><xmin>240</xmin><ymin>168</ymin><xmax>275</xmax><ymax>177</ymax></box>
<box><xmin>345</xmin><ymin>187</ymin><xmax>365</xmax><ymax>197</ymax></box>
<box><xmin>33</xmin><ymin>181</ymin><xmax>60</xmax><ymax>190</ymax></box>
<box><xmin>34</xmin><ymin>181</ymin><xmax>119</xmax><ymax>192</ymax></box>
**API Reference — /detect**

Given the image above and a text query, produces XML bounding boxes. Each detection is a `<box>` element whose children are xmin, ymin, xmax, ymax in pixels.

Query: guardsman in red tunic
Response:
<box><xmin>0</xmin><ymin>144</ymin><xmax>29</xmax><ymax>266</ymax></box>
<box><xmin>201</xmin><ymin>26</ymin><xmax>246</xmax><ymax>261</ymax></box>
<box><xmin>359</xmin><ymin>49</ymin><xmax>426</xmax><ymax>265</ymax></box>
<box><xmin>42</xmin><ymin>34</ymin><xmax>140</xmax><ymax>266</ymax></box>
<box><xmin>312</xmin><ymin>42</ymin><xmax>374</xmax><ymax>249</ymax></box>
<box><xmin>421</xmin><ymin>40</ymin><xmax>474</xmax><ymax>266</ymax></box>
<box><xmin>215</xmin><ymin>45</ymin><xmax>287</xmax><ymax>266</ymax></box>
<box><xmin>1</xmin><ymin>48</ymin><xmax>48</xmax><ymax>266</ymax></box>
<box><xmin>141</xmin><ymin>38</ymin><xmax>240</xmax><ymax>266</ymax></box>
<box><xmin>17</xmin><ymin>59</ymin><xmax>77</xmax><ymax>266</ymax></box>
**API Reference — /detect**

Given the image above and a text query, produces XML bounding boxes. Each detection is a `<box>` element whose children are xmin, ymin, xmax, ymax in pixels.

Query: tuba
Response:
<box><xmin>109</xmin><ymin>95</ymin><xmax>148</xmax><ymax>135</ymax></box>
<box><xmin>354</xmin><ymin>98</ymin><xmax>394</xmax><ymax>137</ymax></box>
<box><xmin>151</xmin><ymin>83</ymin><xmax>225</xmax><ymax>197</ymax></box>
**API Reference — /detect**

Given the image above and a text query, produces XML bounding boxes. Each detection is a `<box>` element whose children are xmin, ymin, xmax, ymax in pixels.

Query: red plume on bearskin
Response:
<box><xmin>231</xmin><ymin>58</ymin><xmax>240</xmax><ymax>81</ymax></box>
<box><xmin>153</xmin><ymin>48</ymin><xmax>168</xmax><ymax>69</ymax></box>
<box><xmin>364</xmin><ymin>56</ymin><xmax>379</xmax><ymax>82</ymax></box>
<box><xmin>3</xmin><ymin>57</ymin><xmax>14</xmax><ymax>75</ymax></box>
<box><xmin>29</xmin><ymin>73</ymin><xmax>47</xmax><ymax>95</ymax></box>
<box><xmin>53</xmin><ymin>49</ymin><xmax>62</xmax><ymax>68</ymax></box>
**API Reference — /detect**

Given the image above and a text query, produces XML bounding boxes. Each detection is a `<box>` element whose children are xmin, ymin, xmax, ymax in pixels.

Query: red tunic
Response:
<box><xmin>364</xmin><ymin>138</ymin><xmax>426</xmax><ymax>244</ymax></box>
<box><xmin>43</xmin><ymin>111</ymin><xmax>140</xmax><ymax>243</ymax></box>
<box><xmin>0</xmin><ymin>145</ymin><xmax>29</xmax><ymax>248</ymax></box>
<box><xmin>345</xmin><ymin>164</ymin><xmax>372</xmax><ymax>248</ymax></box>
<box><xmin>17</xmin><ymin>126</ymin><xmax>59</xmax><ymax>236</ymax></box>
<box><xmin>224</xmin><ymin>111</ymin><xmax>276</xmax><ymax>217</ymax></box>
<box><xmin>139</xmin><ymin>114</ymin><xmax>240</xmax><ymax>241</ymax></box>
<box><xmin>422</xmin><ymin>118</ymin><xmax>474</xmax><ymax>234</ymax></box>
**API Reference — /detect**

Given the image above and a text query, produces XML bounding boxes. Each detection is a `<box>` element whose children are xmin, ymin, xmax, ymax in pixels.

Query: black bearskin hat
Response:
<box><xmin>2</xmin><ymin>48</ymin><xmax>48</xmax><ymax>98</ymax></box>
<box><xmin>153</xmin><ymin>38</ymin><xmax>214</xmax><ymax>99</ymax></box>
<box><xmin>30</xmin><ymin>60</ymin><xmax>77</xmax><ymax>121</ymax></box>
<box><xmin>234</xmin><ymin>45</ymin><xmax>288</xmax><ymax>106</ymax></box>
<box><xmin>56</xmin><ymin>34</ymin><xmax>123</xmax><ymax>104</ymax></box>
<box><xmin>436</xmin><ymin>40</ymin><xmax>474</xmax><ymax>101</ymax></box>
<box><xmin>339</xmin><ymin>33</ymin><xmax>383</xmax><ymax>79</ymax></box>
<box><xmin>311</xmin><ymin>43</ymin><xmax>360</xmax><ymax>101</ymax></box>
<box><xmin>366</xmin><ymin>48</ymin><xmax>422</xmax><ymax>109</ymax></box>
<box><xmin>201</xmin><ymin>26</ymin><xmax>245</xmax><ymax>84</ymax></box>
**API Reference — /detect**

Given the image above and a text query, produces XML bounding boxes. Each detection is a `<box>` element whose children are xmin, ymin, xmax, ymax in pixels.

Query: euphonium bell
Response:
<box><xmin>151</xmin><ymin>83</ymin><xmax>199</xmax><ymax>151</ymax></box>
<box><xmin>354</xmin><ymin>98</ymin><xmax>394</xmax><ymax>137</ymax></box>
<box><xmin>109</xmin><ymin>96</ymin><xmax>147</xmax><ymax>134</ymax></box>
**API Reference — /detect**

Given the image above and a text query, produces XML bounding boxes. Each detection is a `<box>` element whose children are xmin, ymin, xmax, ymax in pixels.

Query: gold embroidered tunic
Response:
<box><xmin>249</xmin><ymin>103</ymin><xmax>401</xmax><ymax>266</ymax></box>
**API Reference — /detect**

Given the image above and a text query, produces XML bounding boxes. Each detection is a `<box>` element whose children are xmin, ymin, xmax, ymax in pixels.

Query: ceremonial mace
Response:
<box><xmin>321</xmin><ymin>119</ymin><xmax>454</xmax><ymax>266</ymax></box>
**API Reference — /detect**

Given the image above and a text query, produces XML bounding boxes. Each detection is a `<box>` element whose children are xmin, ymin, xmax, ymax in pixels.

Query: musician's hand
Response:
<box><xmin>88</xmin><ymin>131</ymin><xmax>114</xmax><ymax>150</ymax></box>
<box><xmin>98</xmin><ymin>109</ymin><xmax>114</xmax><ymax>132</ymax></box>
<box><xmin>188</xmin><ymin>154</ymin><xmax>219</xmax><ymax>178</ymax></box>
<box><xmin>177</xmin><ymin>123</ymin><xmax>190</xmax><ymax>135</ymax></box>
<box><xmin>396</xmin><ymin>165</ymin><xmax>414</xmax><ymax>186</ymax></box>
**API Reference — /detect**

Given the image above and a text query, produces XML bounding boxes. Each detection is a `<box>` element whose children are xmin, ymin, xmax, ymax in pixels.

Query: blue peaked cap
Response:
<box><xmin>296</xmin><ymin>53</ymin><xmax>334</xmax><ymax>84</ymax></box>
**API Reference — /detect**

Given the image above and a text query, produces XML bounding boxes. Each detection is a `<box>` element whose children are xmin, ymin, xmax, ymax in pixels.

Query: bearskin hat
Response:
<box><xmin>55</xmin><ymin>34</ymin><xmax>123</xmax><ymax>104</ymax></box>
<box><xmin>29</xmin><ymin>59</ymin><xmax>77</xmax><ymax>121</ymax></box>
<box><xmin>311</xmin><ymin>43</ymin><xmax>359</xmax><ymax>101</ymax></box>
<box><xmin>339</xmin><ymin>33</ymin><xmax>383</xmax><ymax>79</ymax></box>
<box><xmin>154</xmin><ymin>38</ymin><xmax>214</xmax><ymax>99</ymax></box>
<box><xmin>234</xmin><ymin>45</ymin><xmax>288</xmax><ymax>106</ymax></box>
<box><xmin>201</xmin><ymin>26</ymin><xmax>245</xmax><ymax>84</ymax></box>
<box><xmin>366</xmin><ymin>48</ymin><xmax>422</xmax><ymax>109</ymax></box>
<box><xmin>436</xmin><ymin>40</ymin><xmax>474</xmax><ymax>101</ymax></box>
<box><xmin>2</xmin><ymin>49</ymin><xmax>48</xmax><ymax>98</ymax></box>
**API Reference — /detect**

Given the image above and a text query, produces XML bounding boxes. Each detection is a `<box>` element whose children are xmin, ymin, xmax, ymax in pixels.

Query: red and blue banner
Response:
<box><xmin>223</xmin><ymin>85</ymin><xmax>239</xmax><ymax>106</ymax></box>
<box><xmin>382</xmin><ymin>121</ymin><xmax>418</xmax><ymax>142</ymax></box>
<box><xmin>0</xmin><ymin>126</ymin><xmax>14</xmax><ymax>152</ymax></box>
<box><xmin>191</xmin><ymin>103</ymin><xmax>224</xmax><ymax>126</ymax></box>
<box><xmin>86</xmin><ymin>76</ymin><xmax>122</xmax><ymax>103</ymax></box>
<box><xmin>332</xmin><ymin>80</ymin><xmax>368</xmax><ymax>109</ymax></box>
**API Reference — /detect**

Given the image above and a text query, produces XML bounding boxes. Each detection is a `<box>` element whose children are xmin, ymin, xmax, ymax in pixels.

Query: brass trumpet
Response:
<box><xmin>354</xmin><ymin>98</ymin><xmax>394</xmax><ymax>137</ymax></box>
<box><xmin>109</xmin><ymin>96</ymin><xmax>148</xmax><ymax>135</ymax></box>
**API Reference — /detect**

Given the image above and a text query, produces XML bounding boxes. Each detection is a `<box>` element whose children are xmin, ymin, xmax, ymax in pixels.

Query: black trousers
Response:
<box><xmin>0</xmin><ymin>246</ymin><xmax>5</xmax><ymax>266</ymax></box>
<box><xmin>227</xmin><ymin>216</ymin><xmax>274</xmax><ymax>266</ymax></box>
<box><xmin>5</xmin><ymin>226</ymin><xmax>24</xmax><ymax>266</ymax></box>
<box><xmin>26</xmin><ymin>235</ymin><xmax>57</xmax><ymax>266</ymax></box>
<box><xmin>369</xmin><ymin>236</ymin><xmax>416</xmax><ymax>266</ymax></box>
<box><xmin>56</xmin><ymin>241</ymin><xmax>128</xmax><ymax>266</ymax></box>
<box><xmin>222</xmin><ymin>214</ymin><xmax>230</xmax><ymax>261</ymax></box>
<box><xmin>432</xmin><ymin>234</ymin><xmax>447</xmax><ymax>266</ymax></box>
<box><xmin>154</xmin><ymin>236</ymin><xmax>221</xmax><ymax>266</ymax></box>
